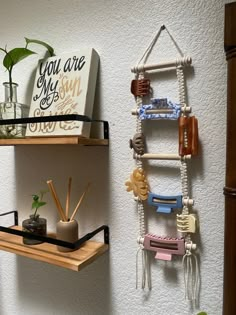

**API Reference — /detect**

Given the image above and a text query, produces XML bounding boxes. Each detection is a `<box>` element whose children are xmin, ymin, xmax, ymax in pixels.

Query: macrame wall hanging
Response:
<box><xmin>125</xmin><ymin>25</ymin><xmax>200</xmax><ymax>303</ymax></box>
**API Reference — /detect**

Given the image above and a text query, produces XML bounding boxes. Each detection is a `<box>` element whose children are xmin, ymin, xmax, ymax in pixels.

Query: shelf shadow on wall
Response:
<box><xmin>16</xmin><ymin>252</ymin><xmax>110</xmax><ymax>315</ymax></box>
<box><xmin>14</xmin><ymin>136</ymin><xmax>111</xmax><ymax>314</ymax></box>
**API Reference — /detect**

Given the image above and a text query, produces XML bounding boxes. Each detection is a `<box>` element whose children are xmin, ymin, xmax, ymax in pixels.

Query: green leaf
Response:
<box><xmin>32</xmin><ymin>200</ymin><xmax>46</xmax><ymax>210</ymax></box>
<box><xmin>3</xmin><ymin>48</ymin><xmax>36</xmax><ymax>70</ymax></box>
<box><xmin>25</xmin><ymin>38</ymin><xmax>54</xmax><ymax>57</ymax></box>
<box><xmin>197</xmin><ymin>312</ymin><xmax>207</xmax><ymax>315</ymax></box>
<box><xmin>37</xmin><ymin>201</ymin><xmax>46</xmax><ymax>208</ymax></box>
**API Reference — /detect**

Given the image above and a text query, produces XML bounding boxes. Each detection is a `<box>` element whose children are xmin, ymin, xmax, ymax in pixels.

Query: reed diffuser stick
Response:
<box><xmin>65</xmin><ymin>177</ymin><xmax>72</xmax><ymax>221</ymax></box>
<box><xmin>47</xmin><ymin>180</ymin><xmax>67</xmax><ymax>222</ymax></box>
<box><xmin>70</xmin><ymin>183</ymin><xmax>90</xmax><ymax>221</ymax></box>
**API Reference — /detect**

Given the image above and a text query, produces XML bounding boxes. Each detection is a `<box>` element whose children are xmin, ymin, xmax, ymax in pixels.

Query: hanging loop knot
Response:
<box><xmin>182</xmin><ymin>103</ymin><xmax>187</xmax><ymax>115</ymax></box>
<box><xmin>176</xmin><ymin>56</ymin><xmax>192</xmax><ymax>67</ymax></box>
<box><xmin>137</xmin><ymin>236</ymin><xmax>144</xmax><ymax>248</ymax></box>
<box><xmin>185</xmin><ymin>240</ymin><xmax>197</xmax><ymax>253</ymax></box>
<box><xmin>161</xmin><ymin>24</ymin><xmax>166</xmax><ymax>31</ymax></box>
<box><xmin>186</xmin><ymin>249</ymin><xmax>191</xmax><ymax>256</ymax></box>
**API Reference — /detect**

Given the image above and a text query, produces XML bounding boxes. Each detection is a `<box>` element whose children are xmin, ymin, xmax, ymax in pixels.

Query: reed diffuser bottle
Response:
<box><xmin>47</xmin><ymin>178</ymin><xmax>90</xmax><ymax>252</ymax></box>
<box><xmin>56</xmin><ymin>219</ymin><xmax>79</xmax><ymax>252</ymax></box>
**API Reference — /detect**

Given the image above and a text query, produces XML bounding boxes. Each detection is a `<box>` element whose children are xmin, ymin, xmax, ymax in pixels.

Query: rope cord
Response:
<box><xmin>137</xmin><ymin>201</ymin><xmax>145</xmax><ymax>237</ymax></box>
<box><xmin>136</xmin><ymin>25</ymin><xmax>164</xmax><ymax>67</ymax></box>
<box><xmin>176</xmin><ymin>61</ymin><xmax>200</xmax><ymax>303</ymax></box>
<box><xmin>136</xmin><ymin>77</ymin><xmax>146</xmax><ymax>238</ymax></box>
<box><xmin>134</xmin><ymin>69</ymin><xmax>152</xmax><ymax>289</ymax></box>
<box><xmin>136</xmin><ymin>25</ymin><xmax>184</xmax><ymax>69</ymax></box>
<box><xmin>176</xmin><ymin>65</ymin><xmax>189</xmax><ymax>215</ymax></box>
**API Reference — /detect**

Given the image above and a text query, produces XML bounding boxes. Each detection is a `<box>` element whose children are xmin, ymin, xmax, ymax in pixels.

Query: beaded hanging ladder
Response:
<box><xmin>125</xmin><ymin>25</ymin><xmax>200</xmax><ymax>302</ymax></box>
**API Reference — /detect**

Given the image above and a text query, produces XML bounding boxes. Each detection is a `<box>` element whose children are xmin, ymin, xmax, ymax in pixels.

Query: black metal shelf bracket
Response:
<box><xmin>0</xmin><ymin>114</ymin><xmax>109</xmax><ymax>141</ymax></box>
<box><xmin>0</xmin><ymin>211</ymin><xmax>109</xmax><ymax>250</ymax></box>
<box><xmin>0</xmin><ymin>210</ymin><xmax>18</xmax><ymax>225</ymax></box>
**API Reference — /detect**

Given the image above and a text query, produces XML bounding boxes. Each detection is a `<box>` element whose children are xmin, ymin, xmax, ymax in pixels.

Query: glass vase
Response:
<box><xmin>0</xmin><ymin>82</ymin><xmax>29</xmax><ymax>138</ymax></box>
<box><xmin>22</xmin><ymin>214</ymin><xmax>47</xmax><ymax>245</ymax></box>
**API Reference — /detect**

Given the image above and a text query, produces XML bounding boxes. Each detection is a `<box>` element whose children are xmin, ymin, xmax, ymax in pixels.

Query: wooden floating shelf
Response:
<box><xmin>0</xmin><ymin>226</ymin><xmax>109</xmax><ymax>272</ymax></box>
<box><xmin>0</xmin><ymin>136</ymin><xmax>108</xmax><ymax>146</ymax></box>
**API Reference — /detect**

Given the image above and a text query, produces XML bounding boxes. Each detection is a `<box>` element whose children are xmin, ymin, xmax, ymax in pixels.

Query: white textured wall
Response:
<box><xmin>0</xmin><ymin>0</ymin><xmax>230</xmax><ymax>314</ymax></box>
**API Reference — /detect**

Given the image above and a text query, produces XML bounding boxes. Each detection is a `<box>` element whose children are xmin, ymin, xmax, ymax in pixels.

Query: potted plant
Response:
<box><xmin>0</xmin><ymin>38</ymin><xmax>54</xmax><ymax>138</ymax></box>
<box><xmin>22</xmin><ymin>190</ymin><xmax>48</xmax><ymax>245</ymax></box>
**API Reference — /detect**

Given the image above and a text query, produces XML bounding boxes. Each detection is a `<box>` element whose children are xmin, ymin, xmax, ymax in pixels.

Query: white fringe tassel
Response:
<box><xmin>182</xmin><ymin>251</ymin><xmax>200</xmax><ymax>303</ymax></box>
<box><xmin>136</xmin><ymin>247</ymin><xmax>152</xmax><ymax>290</ymax></box>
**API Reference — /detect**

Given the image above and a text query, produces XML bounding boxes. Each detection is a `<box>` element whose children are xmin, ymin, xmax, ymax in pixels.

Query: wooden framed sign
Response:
<box><xmin>26</xmin><ymin>48</ymin><xmax>99</xmax><ymax>137</ymax></box>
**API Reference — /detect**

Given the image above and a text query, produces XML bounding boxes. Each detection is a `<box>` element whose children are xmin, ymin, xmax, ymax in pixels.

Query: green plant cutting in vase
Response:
<box><xmin>22</xmin><ymin>190</ymin><xmax>48</xmax><ymax>245</ymax></box>
<box><xmin>0</xmin><ymin>38</ymin><xmax>54</xmax><ymax>138</ymax></box>
<box><xmin>0</xmin><ymin>38</ymin><xmax>54</xmax><ymax>101</ymax></box>
<box><xmin>31</xmin><ymin>190</ymin><xmax>48</xmax><ymax>219</ymax></box>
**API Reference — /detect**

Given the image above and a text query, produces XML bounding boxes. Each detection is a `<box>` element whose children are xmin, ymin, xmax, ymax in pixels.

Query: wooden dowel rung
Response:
<box><xmin>131</xmin><ymin>56</ymin><xmax>192</xmax><ymax>73</ymax></box>
<box><xmin>134</xmin><ymin>153</ymin><xmax>191</xmax><ymax>161</ymax></box>
<box><xmin>145</xmin><ymin>109</ymin><xmax>175</xmax><ymax>114</ymax></box>
<box><xmin>131</xmin><ymin>107</ymin><xmax>192</xmax><ymax>115</ymax></box>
